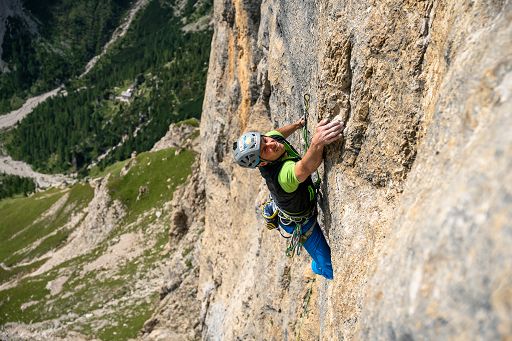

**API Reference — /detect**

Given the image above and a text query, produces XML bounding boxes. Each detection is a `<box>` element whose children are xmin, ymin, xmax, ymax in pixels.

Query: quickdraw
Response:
<box><xmin>286</xmin><ymin>222</ymin><xmax>303</xmax><ymax>257</ymax></box>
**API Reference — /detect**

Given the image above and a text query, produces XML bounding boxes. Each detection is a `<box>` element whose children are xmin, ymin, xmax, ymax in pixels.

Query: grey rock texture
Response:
<box><xmin>196</xmin><ymin>0</ymin><xmax>512</xmax><ymax>339</ymax></box>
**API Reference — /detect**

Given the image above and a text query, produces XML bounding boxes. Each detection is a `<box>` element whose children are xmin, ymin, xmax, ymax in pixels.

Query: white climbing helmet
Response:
<box><xmin>232</xmin><ymin>132</ymin><xmax>261</xmax><ymax>168</ymax></box>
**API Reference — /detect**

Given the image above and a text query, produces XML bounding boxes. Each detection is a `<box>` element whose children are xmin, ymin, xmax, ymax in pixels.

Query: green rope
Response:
<box><xmin>301</xmin><ymin>94</ymin><xmax>321</xmax><ymax>188</ymax></box>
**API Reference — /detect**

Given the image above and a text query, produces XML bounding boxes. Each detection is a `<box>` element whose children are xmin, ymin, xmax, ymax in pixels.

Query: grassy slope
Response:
<box><xmin>108</xmin><ymin>148</ymin><xmax>195</xmax><ymax>223</ymax></box>
<box><xmin>0</xmin><ymin>146</ymin><xmax>196</xmax><ymax>341</ymax></box>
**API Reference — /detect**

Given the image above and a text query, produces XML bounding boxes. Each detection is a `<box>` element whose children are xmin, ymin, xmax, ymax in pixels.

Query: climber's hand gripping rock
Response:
<box><xmin>311</xmin><ymin>119</ymin><xmax>344</xmax><ymax>147</ymax></box>
<box><xmin>294</xmin><ymin>119</ymin><xmax>344</xmax><ymax>183</ymax></box>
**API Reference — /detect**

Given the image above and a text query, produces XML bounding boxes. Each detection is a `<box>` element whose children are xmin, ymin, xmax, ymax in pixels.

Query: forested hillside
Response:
<box><xmin>0</xmin><ymin>173</ymin><xmax>35</xmax><ymax>199</ymax></box>
<box><xmin>4</xmin><ymin>0</ymin><xmax>212</xmax><ymax>175</ymax></box>
<box><xmin>0</xmin><ymin>0</ymin><xmax>133</xmax><ymax>114</ymax></box>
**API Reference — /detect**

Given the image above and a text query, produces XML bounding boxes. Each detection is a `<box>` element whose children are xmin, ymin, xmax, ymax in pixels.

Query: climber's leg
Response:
<box><xmin>303</xmin><ymin>222</ymin><xmax>333</xmax><ymax>280</ymax></box>
<box><xmin>277</xmin><ymin>215</ymin><xmax>333</xmax><ymax>280</ymax></box>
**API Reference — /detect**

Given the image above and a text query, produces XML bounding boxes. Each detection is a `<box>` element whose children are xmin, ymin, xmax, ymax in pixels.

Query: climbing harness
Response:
<box><xmin>280</xmin><ymin>203</ymin><xmax>317</xmax><ymax>258</ymax></box>
<box><xmin>261</xmin><ymin>195</ymin><xmax>317</xmax><ymax>258</ymax></box>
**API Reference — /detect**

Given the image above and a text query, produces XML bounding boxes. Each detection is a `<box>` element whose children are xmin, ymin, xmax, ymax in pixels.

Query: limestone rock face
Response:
<box><xmin>198</xmin><ymin>0</ymin><xmax>512</xmax><ymax>340</ymax></box>
<box><xmin>140</xmin><ymin>161</ymin><xmax>206</xmax><ymax>341</ymax></box>
<box><xmin>151</xmin><ymin>122</ymin><xmax>200</xmax><ymax>153</ymax></box>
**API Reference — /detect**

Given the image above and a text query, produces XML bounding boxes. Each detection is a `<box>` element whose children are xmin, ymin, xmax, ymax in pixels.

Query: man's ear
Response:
<box><xmin>258</xmin><ymin>161</ymin><xmax>268</xmax><ymax>167</ymax></box>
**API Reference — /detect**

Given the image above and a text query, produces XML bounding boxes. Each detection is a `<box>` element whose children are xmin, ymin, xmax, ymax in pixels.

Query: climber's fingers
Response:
<box><xmin>316</xmin><ymin>120</ymin><xmax>340</xmax><ymax>135</ymax></box>
<box><xmin>317</xmin><ymin>118</ymin><xmax>329</xmax><ymax>127</ymax></box>
<box><xmin>319</xmin><ymin>120</ymin><xmax>343</xmax><ymax>135</ymax></box>
<box><xmin>325</xmin><ymin>131</ymin><xmax>343</xmax><ymax>144</ymax></box>
<box><xmin>323</xmin><ymin>120</ymin><xmax>344</xmax><ymax>134</ymax></box>
<box><xmin>313</xmin><ymin>119</ymin><xmax>344</xmax><ymax>146</ymax></box>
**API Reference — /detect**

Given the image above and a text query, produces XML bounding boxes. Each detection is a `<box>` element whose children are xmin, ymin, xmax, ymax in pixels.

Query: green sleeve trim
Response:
<box><xmin>278</xmin><ymin>160</ymin><xmax>300</xmax><ymax>193</ymax></box>
<box><xmin>265</xmin><ymin>130</ymin><xmax>283</xmax><ymax>137</ymax></box>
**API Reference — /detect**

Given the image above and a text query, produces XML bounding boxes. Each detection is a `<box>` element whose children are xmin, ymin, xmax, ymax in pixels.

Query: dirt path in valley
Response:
<box><xmin>0</xmin><ymin>155</ymin><xmax>74</xmax><ymax>187</ymax></box>
<box><xmin>0</xmin><ymin>87</ymin><xmax>61</xmax><ymax>129</ymax></box>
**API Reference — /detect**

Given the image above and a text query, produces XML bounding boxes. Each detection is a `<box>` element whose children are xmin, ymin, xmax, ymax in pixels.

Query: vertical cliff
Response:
<box><xmin>198</xmin><ymin>0</ymin><xmax>511</xmax><ymax>339</ymax></box>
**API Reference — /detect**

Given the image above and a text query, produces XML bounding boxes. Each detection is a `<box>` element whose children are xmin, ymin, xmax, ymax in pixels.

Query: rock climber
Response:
<box><xmin>232</xmin><ymin>117</ymin><xmax>344</xmax><ymax>280</ymax></box>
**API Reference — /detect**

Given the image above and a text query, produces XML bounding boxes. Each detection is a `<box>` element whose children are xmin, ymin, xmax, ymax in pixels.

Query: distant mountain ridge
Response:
<box><xmin>0</xmin><ymin>0</ymin><xmax>38</xmax><ymax>72</ymax></box>
<box><xmin>0</xmin><ymin>0</ymin><xmax>133</xmax><ymax>115</ymax></box>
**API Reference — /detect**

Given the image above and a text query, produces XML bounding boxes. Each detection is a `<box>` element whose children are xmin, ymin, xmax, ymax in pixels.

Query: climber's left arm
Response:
<box><xmin>276</xmin><ymin>117</ymin><xmax>305</xmax><ymax>138</ymax></box>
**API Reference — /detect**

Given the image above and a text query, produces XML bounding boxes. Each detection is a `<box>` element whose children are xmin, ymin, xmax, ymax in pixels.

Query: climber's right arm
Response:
<box><xmin>294</xmin><ymin>119</ymin><xmax>344</xmax><ymax>183</ymax></box>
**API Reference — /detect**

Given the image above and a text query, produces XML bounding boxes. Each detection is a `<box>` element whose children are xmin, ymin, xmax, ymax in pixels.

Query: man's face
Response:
<box><xmin>259</xmin><ymin>136</ymin><xmax>285</xmax><ymax>165</ymax></box>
